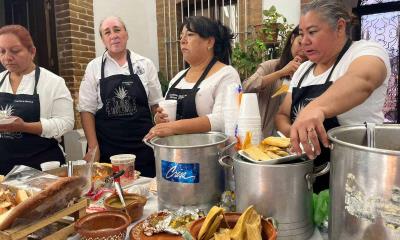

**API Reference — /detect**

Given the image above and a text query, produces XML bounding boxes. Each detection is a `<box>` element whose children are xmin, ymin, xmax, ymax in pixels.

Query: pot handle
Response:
<box><xmin>306</xmin><ymin>162</ymin><xmax>330</xmax><ymax>190</ymax></box>
<box><xmin>142</xmin><ymin>138</ymin><xmax>154</xmax><ymax>149</ymax></box>
<box><xmin>218</xmin><ymin>155</ymin><xmax>233</xmax><ymax>168</ymax></box>
<box><xmin>218</xmin><ymin>137</ymin><xmax>237</xmax><ymax>156</ymax></box>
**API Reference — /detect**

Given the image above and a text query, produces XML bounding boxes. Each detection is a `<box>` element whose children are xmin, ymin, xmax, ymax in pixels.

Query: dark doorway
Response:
<box><xmin>1</xmin><ymin>0</ymin><xmax>58</xmax><ymax>74</ymax></box>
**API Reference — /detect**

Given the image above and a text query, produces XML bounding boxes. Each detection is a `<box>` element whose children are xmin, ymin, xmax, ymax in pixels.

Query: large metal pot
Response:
<box><xmin>220</xmin><ymin>154</ymin><xmax>329</xmax><ymax>239</ymax></box>
<box><xmin>144</xmin><ymin>132</ymin><xmax>235</xmax><ymax>211</ymax></box>
<box><xmin>328</xmin><ymin>124</ymin><xmax>400</xmax><ymax>240</ymax></box>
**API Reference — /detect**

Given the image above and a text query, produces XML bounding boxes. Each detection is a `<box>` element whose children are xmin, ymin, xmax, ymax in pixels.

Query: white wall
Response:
<box><xmin>262</xmin><ymin>0</ymin><xmax>301</xmax><ymax>26</ymax></box>
<box><xmin>93</xmin><ymin>0</ymin><xmax>159</xmax><ymax>70</ymax></box>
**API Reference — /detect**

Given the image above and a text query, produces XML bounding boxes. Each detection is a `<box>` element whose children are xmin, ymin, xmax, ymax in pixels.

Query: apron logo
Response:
<box><xmin>0</xmin><ymin>105</ymin><xmax>21</xmax><ymax>139</ymax></box>
<box><xmin>105</xmin><ymin>86</ymin><xmax>137</xmax><ymax>117</ymax></box>
<box><xmin>0</xmin><ymin>104</ymin><xmax>14</xmax><ymax>117</ymax></box>
<box><xmin>161</xmin><ymin>160</ymin><xmax>199</xmax><ymax>184</ymax></box>
<box><xmin>0</xmin><ymin>132</ymin><xmax>22</xmax><ymax>139</ymax></box>
<box><xmin>292</xmin><ymin>97</ymin><xmax>315</xmax><ymax>121</ymax></box>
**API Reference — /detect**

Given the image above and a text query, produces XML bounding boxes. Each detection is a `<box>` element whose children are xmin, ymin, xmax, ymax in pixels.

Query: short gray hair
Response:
<box><xmin>301</xmin><ymin>0</ymin><xmax>352</xmax><ymax>37</ymax></box>
<box><xmin>98</xmin><ymin>16</ymin><xmax>127</xmax><ymax>37</ymax></box>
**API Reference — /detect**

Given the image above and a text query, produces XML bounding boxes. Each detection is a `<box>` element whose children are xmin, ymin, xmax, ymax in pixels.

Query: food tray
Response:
<box><xmin>0</xmin><ymin>198</ymin><xmax>88</xmax><ymax>240</ymax></box>
<box><xmin>238</xmin><ymin>150</ymin><xmax>306</xmax><ymax>165</ymax></box>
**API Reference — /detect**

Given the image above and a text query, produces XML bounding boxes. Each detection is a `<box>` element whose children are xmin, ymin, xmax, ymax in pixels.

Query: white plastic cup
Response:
<box><xmin>159</xmin><ymin>100</ymin><xmax>177</xmax><ymax>121</ymax></box>
<box><xmin>110</xmin><ymin>154</ymin><xmax>136</xmax><ymax>187</ymax></box>
<box><xmin>239</xmin><ymin>93</ymin><xmax>261</xmax><ymax>118</ymax></box>
<box><xmin>40</xmin><ymin>161</ymin><xmax>61</xmax><ymax>171</ymax></box>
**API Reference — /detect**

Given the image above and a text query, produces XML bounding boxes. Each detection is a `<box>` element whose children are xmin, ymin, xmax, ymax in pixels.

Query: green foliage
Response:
<box><xmin>232</xmin><ymin>6</ymin><xmax>294</xmax><ymax>80</ymax></box>
<box><xmin>232</xmin><ymin>39</ymin><xmax>267</xmax><ymax>81</ymax></box>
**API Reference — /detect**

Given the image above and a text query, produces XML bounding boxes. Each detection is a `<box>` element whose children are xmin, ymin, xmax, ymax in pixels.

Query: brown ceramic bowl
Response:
<box><xmin>104</xmin><ymin>193</ymin><xmax>147</xmax><ymax>222</ymax></box>
<box><xmin>189</xmin><ymin>212</ymin><xmax>277</xmax><ymax>240</ymax></box>
<box><xmin>75</xmin><ymin>211</ymin><xmax>130</xmax><ymax>240</ymax></box>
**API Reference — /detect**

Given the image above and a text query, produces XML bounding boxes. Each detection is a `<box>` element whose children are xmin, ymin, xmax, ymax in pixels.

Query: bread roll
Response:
<box><xmin>15</xmin><ymin>190</ymin><xmax>29</xmax><ymax>204</ymax></box>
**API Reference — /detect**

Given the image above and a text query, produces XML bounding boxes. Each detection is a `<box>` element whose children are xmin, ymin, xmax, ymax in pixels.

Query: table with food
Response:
<box><xmin>0</xmin><ymin>123</ymin><xmax>399</xmax><ymax>240</ymax></box>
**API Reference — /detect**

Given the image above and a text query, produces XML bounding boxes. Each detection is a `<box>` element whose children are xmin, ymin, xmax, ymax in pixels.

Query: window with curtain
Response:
<box><xmin>356</xmin><ymin>0</ymin><xmax>400</xmax><ymax>123</ymax></box>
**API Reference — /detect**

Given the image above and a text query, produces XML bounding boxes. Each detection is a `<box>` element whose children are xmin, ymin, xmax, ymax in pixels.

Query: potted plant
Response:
<box><xmin>232</xmin><ymin>6</ymin><xmax>294</xmax><ymax>80</ymax></box>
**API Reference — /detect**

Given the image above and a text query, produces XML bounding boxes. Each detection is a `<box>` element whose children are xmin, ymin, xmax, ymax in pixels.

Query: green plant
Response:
<box><xmin>232</xmin><ymin>39</ymin><xmax>267</xmax><ymax>81</ymax></box>
<box><xmin>232</xmin><ymin>6</ymin><xmax>294</xmax><ymax>80</ymax></box>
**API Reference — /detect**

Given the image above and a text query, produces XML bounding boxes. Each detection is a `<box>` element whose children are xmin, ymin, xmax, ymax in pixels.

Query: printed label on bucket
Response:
<box><xmin>161</xmin><ymin>160</ymin><xmax>199</xmax><ymax>183</ymax></box>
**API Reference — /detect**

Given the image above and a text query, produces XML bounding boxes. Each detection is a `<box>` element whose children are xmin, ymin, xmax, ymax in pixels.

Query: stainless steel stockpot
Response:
<box><xmin>219</xmin><ymin>154</ymin><xmax>329</xmax><ymax>239</ymax></box>
<box><xmin>328</xmin><ymin>124</ymin><xmax>400</xmax><ymax>240</ymax></box>
<box><xmin>144</xmin><ymin>132</ymin><xmax>235</xmax><ymax>211</ymax></box>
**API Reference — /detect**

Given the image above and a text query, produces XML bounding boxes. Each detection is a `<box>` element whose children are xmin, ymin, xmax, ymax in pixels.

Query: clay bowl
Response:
<box><xmin>75</xmin><ymin>211</ymin><xmax>130</xmax><ymax>240</ymax></box>
<box><xmin>189</xmin><ymin>212</ymin><xmax>277</xmax><ymax>240</ymax></box>
<box><xmin>104</xmin><ymin>193</ymin><xmax>147</xmax><ymax>222</ymax></box>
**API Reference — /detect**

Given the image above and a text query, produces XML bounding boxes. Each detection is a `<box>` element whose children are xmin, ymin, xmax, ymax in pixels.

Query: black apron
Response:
<box><xmin>165</xmin><ymin>57</ymin><xmax>218</xmax><ymax>120</ymax></box>
<box><xmin>290</xmin><ymin>39</ymin><xmax>352</xmax><ymax>193</ymax></box>
<box><xmin>95</xmin><ymin>50</ymin><xmax>155</xmax><ymax>177</ymax></box>
<box><xmin>0</xmin><ymin>67</ymin><xmax>64</xmax><ymax>175</ymax></box>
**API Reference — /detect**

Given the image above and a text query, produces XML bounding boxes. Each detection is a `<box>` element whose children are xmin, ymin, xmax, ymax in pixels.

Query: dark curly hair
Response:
<box><xmin>180</xmin><ymin>16</ymin><xmax>235</xmax><ymax>65</ymax></box>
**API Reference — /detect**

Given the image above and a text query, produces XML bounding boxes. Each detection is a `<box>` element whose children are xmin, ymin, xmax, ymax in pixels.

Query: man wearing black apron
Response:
<box><xmin>0</xmin><ymin>67</ymin><xmax>64</xmax><ymax>175</ymax></box>
<box><xmin>165</xmin><ymin>57</ymin><xmax>217</xmax><ymax>119</ymax></box>
<box><xmin>95</xmin><ymin>50</ymin><xmax>155</xmax><ymax>177</ymax></box>
<box><xmin>290</xmin><ymin>39</ymin><xmax>352</xmax><ymax>193</ymax></box>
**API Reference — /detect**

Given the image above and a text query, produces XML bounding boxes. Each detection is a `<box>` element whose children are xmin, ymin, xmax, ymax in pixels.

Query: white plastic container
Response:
<box><xmin>159</xmin><ymin>100</ymin><xmax>177</xmax><ymax>121</ymax></box>
<box><xmin>110</xmin><ymin>154</ymin><xmax>136</xmax><ymax>187</ymax></box>
<box><xmin>40</xmin><ymin>161</ymin><xmax>61</xmax><ymax>171</ymax></box>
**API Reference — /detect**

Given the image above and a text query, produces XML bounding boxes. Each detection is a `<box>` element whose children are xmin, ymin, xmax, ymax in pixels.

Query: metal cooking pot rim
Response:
<box><xmin>233</xmin><ymin>154</ymin><xmax>312</xmax><ymax>167</ymax></box>
<box><xmin>149</xmin><ymin>131</ymin><xmax>229</xmax><ymax>149</ymax></box>
<box><xmin>328</xmin><ymin>124</ymin><xmax>400</xmax><ymax>156</ymax></box>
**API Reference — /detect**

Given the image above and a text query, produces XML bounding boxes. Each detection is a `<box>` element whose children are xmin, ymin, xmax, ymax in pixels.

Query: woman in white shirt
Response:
<box><xmin>0</xmin><ymin>25</ymin><xmax>74</xmax><ymax>175</ymax></box>
<box><xmin>78</xmin><ymin>16</ymin><xmax>163</xmax><ymax>177</ymax></box>
<box><xmin>145</xmin><ymin>16</ymin><xmax>240</xmax><ymax>139</ymax></box>
<box><xmin>275</xmin><ymin>0</ymin><xmax>390</xmax><ymax>192</ymax></box>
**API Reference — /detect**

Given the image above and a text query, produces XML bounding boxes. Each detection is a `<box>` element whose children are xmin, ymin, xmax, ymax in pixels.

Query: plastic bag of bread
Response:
<box><xmin>0</xmin><ymin>176</ymin><xmax>87</xmax><ymax>230</ymax></box>
<box><xmin>1</xmin><ymin>165</ymin><xmax>60</xmax><ymax>193</ymax></box>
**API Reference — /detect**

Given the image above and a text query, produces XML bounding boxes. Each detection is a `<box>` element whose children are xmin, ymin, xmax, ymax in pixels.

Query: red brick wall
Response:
<box><xmin>54</xmin><ymin>0</ymin><xmax>96</xmax><ymax>128</ymax></box>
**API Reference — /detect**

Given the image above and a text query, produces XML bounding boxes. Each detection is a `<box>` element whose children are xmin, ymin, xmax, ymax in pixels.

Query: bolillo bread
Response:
<box><xmin>0</xmin><ymin>176</ymin><xmax>87</xmax><ymax>230</ymax></box>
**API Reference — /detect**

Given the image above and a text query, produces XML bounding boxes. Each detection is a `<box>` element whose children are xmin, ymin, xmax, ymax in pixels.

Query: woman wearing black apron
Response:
<box><xmin>0</xmin><ymin>25</ymin><xmax>74</xmax><ymax>175</ymax></box>
<box><xmin>145</xmin><ymin>16</ymin><xmax>241</xmax><ymax>140</ymax></box>
<box><xmin>275</xmin><ymin>0</ymin><xmax>390</xmax><ymax>192</ymax></box>
<box><xmin>79</xmin><ymin>17</ymin><xmax>163</xmax><ymax>177</ymax></box>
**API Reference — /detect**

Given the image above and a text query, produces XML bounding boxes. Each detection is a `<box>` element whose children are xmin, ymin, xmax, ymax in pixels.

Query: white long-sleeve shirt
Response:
<box><xmin>78</xmin><ymin>51</ymin><xmax>163</xmax><ymax>114</ymax></box>
<box><xmin>0</xmin><ymin>67</ymin><xmax>74</xmax><ymax>139</ymax></box>
<box><xmin>166</xmin><ymin>65</ymin><xmax>241</xmax><ymax>131</ymax></box>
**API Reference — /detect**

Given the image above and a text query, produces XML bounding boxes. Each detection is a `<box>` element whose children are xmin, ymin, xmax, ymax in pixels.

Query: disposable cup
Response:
<box><xmin>159</xmin><ymin>100</ymin><xmax>177</xmax><ymax>121</ymax></box>
<box><xmin>40</xmin><ymin>161</ymin><xmax>61</xmax><ymax>171</ymax></box>
<box><xmin>239</xmin><ymin>93</ymin><xmax>260</xmax><ymax>118</ymax></box>
<box><xmin>110</xmin><ymin>154</ymin><xmax>136</xmax><ymax>187</ymax></box>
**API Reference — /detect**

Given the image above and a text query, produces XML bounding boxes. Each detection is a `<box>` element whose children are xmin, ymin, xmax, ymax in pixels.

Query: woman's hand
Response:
<box><xmin>83</xmin><ymin>145</ymin><xmax>100</xmax><ymax>162</ymax></box>
<box><xmin>279</xmin><ymin>57</ymin><xmax>302</xmax><ymax>78</ymax></box>
<box><xmin>154</xmin><ymin>107</ymin><xmax>169</xmax><ymax>124</ymax></box>
<box><xmin>0</xmin><ymin>116</ymin><xmax>26</xmax><ymax>132</ymax></box>
<box><xmin>289</xmin><ymin>106</ymin><xmax>329</xmax><ymax>160</ymax></box>
<box><xmin>144</xmin><ymin>122</ymin><xmax>178</xmax><ymax>140</ymax></box>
